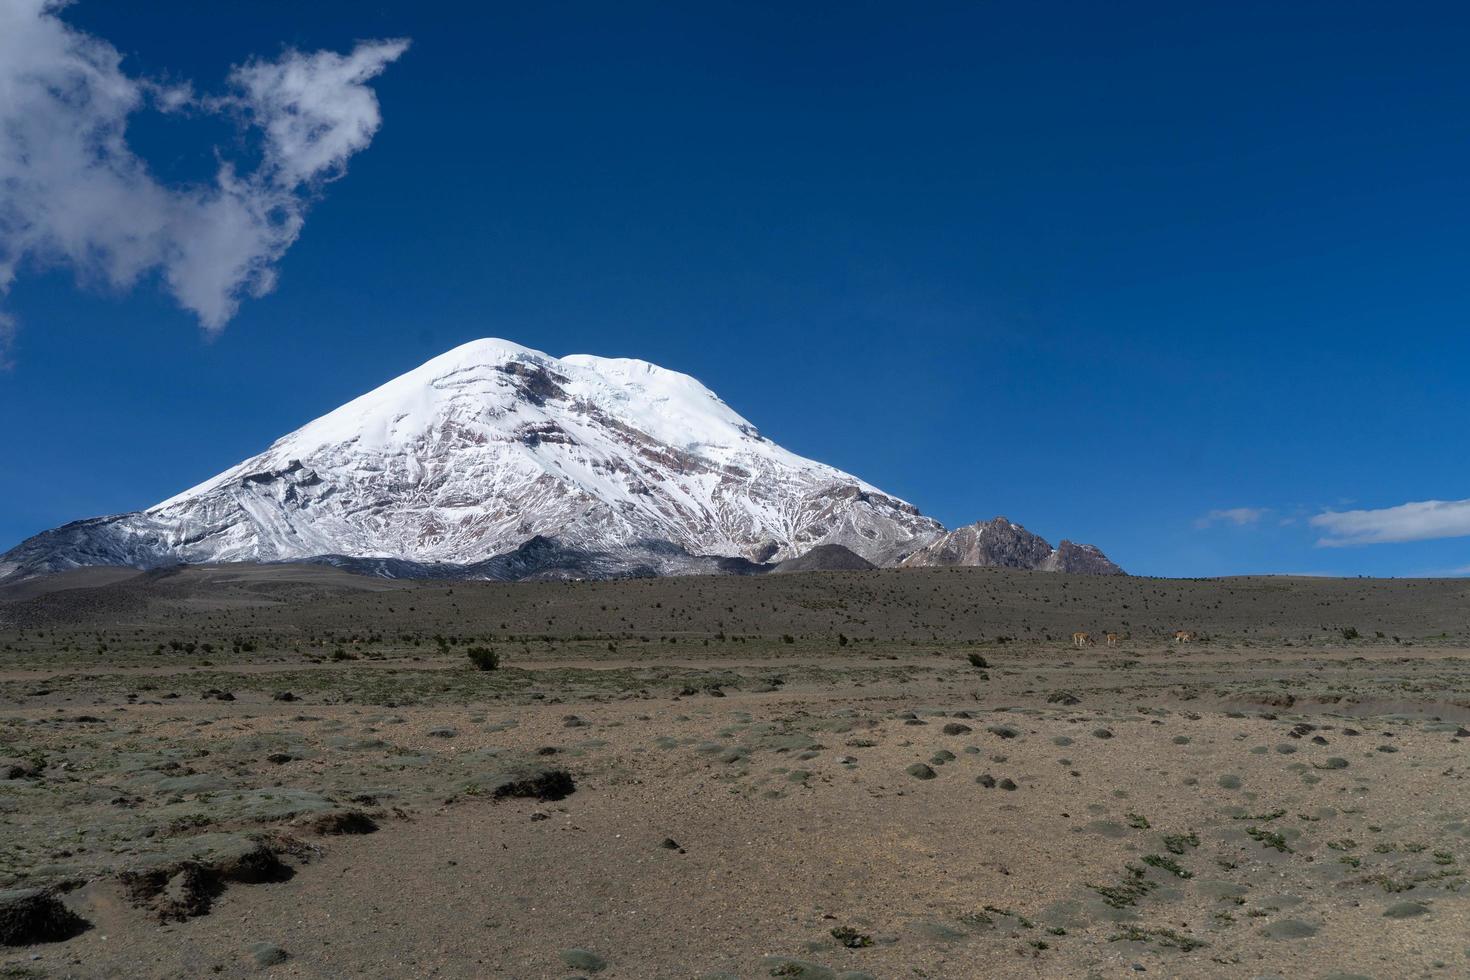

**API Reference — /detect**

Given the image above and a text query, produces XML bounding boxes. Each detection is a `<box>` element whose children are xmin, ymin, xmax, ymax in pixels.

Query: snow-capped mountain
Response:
<box><xmin>0</xmin><ymin>339</ymin><xmax>947</xmax><ymax>581</ymax></box>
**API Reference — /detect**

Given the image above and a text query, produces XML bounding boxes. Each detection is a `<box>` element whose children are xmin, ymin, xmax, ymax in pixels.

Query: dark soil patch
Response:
<box><xmin>488</xmin><ymin>767</ymin><xmax>576</xmax><ymax>802</ymax></box>
<box><xmin>0</xmin><ymin>888</ymin><xmax>89</xmax><ymax>945</ymax></box>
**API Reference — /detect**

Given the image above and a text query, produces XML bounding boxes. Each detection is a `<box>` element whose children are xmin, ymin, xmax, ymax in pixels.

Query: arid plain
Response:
<box><xmin>1</xmin><ymin>565</ymin><xmax>1468</xmax><ymax>979</ymax></box>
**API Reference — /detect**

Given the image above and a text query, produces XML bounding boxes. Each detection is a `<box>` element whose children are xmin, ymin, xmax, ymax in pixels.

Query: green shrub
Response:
<box><xmin>466</xmin><ymin>646</ymin><xmax>500</xmax><ymax>671</ymax></box>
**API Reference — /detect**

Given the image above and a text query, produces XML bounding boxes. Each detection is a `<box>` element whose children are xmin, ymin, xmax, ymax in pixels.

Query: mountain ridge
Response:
<box><xmin>900</xmin><ymin>517</ymin><xmax>1125</xmax><ymax>575</ymax></box>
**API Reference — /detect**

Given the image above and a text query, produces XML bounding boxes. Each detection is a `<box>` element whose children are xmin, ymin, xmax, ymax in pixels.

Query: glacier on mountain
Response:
<box><xmin>1</xmin><ymin>339</ymin><xmax>949</xmax><ymax>580</ymax></box>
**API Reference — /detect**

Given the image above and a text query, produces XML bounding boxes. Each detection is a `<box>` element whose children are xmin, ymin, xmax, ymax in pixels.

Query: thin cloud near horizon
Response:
<box><xmin>1194</xmin><ymin>507</ymin><xmax>1270</xmax><ymax>529</ymax></box>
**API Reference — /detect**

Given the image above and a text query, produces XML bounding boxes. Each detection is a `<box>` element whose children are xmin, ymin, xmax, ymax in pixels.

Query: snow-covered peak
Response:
<box><xmin>284</xmin><ymin>338</ymin><xmax>760</xmax><ymax>453</ymax></box>
<box><xmin>1</xmin><ymin>338</ymin><xmax>1126</xmax><ymax>583</ymax></box>
<box><xmin>126</xmin><ymin>338</ymin><xmax>937</xmax><ymax>567</ymax></box>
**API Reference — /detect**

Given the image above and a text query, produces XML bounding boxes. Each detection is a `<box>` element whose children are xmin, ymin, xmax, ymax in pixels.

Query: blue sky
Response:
<box><xmin>3</xmin><ymin>0</ymin><xmax>1470</xmax><ymax>577</ymax></box>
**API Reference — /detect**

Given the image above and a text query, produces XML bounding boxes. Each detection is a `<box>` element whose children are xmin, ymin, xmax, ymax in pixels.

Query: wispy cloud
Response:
<box><xmin>1194</xmin><ymin>507</ymin><xmax>1270</xmax><ymax>529</ymax></box>
<box><xmin>1311</xmin><ymin>498</ymin><xmax>1470</xmax><ymax>546</ymax></box>
<box><xmin>1414</xmin><ymin>564</ymin><xmax>1470</xmax><ymax>578</ymax></box>
<box><xmin>0</xmin><ymin>0</ymin><xmax>407</xmax><ymax>345</ymax></box>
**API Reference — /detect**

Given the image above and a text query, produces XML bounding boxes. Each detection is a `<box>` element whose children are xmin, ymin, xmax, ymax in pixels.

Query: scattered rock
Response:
<box><xmin>1262</xmin><ymin>919</ymin><xmax>1318</xmax><ymax>939</ymax></box>
<box><xmin>1383</xmin><ymin>902</ymin><xmax>1430</xmax><ymax>919</ymax></box>
<box><xmin>559</xmin><ymin>948</ymin><xmax>607</xmax><ymax>972</ymax></box>
<box><xmin>248</xmin><ymin>942</ymin><xmax>289</xmax><ymax>967</ymax></box>
<box><xmin>906</xmin><ymin>763</ymin><xmax>937</xmax><ymax>780</ymax></box>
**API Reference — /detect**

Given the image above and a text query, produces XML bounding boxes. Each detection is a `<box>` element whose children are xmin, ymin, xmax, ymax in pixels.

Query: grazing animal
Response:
<box><xmin>1105</xmin><ymin>632</ymin><xmax>1121</xmax><ymax>647</ymax></box>
<box><xmin>1173</xmin><ymin>630</ymin><xmax>1197</xmax><ymax>644</ymax></box>
<box><xmin>1072</xmin><ymin>631</ymin><xmax>1094</xmax><ymax>649</ymax></box>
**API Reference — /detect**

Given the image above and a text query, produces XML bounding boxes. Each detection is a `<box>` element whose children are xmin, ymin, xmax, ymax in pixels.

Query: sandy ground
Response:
<box><xmin>1</xmin><ymin>567</ymin><xmax>1468</xmax><ymax>978</ymax></box>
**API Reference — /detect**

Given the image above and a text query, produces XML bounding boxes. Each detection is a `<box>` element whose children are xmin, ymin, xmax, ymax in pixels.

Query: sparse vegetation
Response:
<box><xmin>1109</xmin><ymin>925</ymin><xmax>1207</xmax><ymax>951</ymax></box>
<box><xmin>1088</xmin><ymin>865</ymin><xmax>1158</xmax><ymax>909</ymax></box>
<box><xmin>1142</xmin><ymin>854</ymin><xmax>1192</xmax><ymax>878</ymax></box>
<box><xmin>465</xmin><ymin>646</ymin><xmax>501</xmax><ymax>671</ymax></box>
<box><xmin>1246</xmin><ymin>827</ymin><xmax>1292</xmax><ymax>853</ymax></box>
<box><xmin>2</xmin><ymin>564</ymin><xmax>1465</xmax><ymax>976</ymax></box>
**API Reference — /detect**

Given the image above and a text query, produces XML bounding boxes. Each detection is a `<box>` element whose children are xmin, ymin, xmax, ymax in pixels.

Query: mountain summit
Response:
<box><xmin>0</xmin><ymin>339</ymin><xmax>1122</xmax><ymax>582</ymax></box>
<box><xmin>1</xmin><ymin>340</ymin><xmax>945</xmax><ymax>580</ymax></box>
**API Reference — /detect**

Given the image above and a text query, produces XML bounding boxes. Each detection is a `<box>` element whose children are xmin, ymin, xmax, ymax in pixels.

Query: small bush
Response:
<box><xmin>830</xmin><ymin>925</ymin><xmax>873</xmax><ymax>948</ymax></box>
<box><xmin>466</xmin><ymin>646</ymin><xmax>500</xmax><ymax>671</ymax></box>
<box><xmin>967</xmin><ymin>653</ymin><xmax>989</xmax><ymax>668</ymax></box>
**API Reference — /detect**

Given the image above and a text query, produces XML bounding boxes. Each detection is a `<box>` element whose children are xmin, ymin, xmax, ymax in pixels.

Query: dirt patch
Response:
<box><xmin>0</xmin><ymin>887</ymin><xmax>88</xmax><ymax>945</ymax></box>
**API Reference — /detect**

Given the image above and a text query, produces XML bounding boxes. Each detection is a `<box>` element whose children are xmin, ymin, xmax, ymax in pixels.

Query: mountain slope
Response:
<box><xmin>899</xmin><ymin>517</ymin><xmax>1125</xmax><ymax>575</ymax></box>
<box><xmin>0</xmin><ymin>340</ymin><xmax>944</xmax><ymax>582</ymax></box>
<box><xmin>771</xmin><ymin>544</ymin><xmax>876</xmax><ymax>574</ymax></box>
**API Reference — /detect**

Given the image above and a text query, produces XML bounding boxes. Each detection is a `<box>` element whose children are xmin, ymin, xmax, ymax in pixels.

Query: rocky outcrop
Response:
<box><xmin>1040</xmin><ymin>540</ymin><xmax>1125</xmax><ymax>575</ymax></box>
<box><xmin>899</xmin><ymin>517</ymin><xmax>1123</xmax><ymax>574</ymax></box>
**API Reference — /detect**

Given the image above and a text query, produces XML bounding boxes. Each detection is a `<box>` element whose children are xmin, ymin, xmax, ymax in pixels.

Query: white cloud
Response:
<box><xmin>1311</xmin><ymin>498</ymin><xmax>1470</xmax><ymax>546</ymax></box>
<box><xmin>1194</xmin><ymin>507</ymin><xmax>1270</xmax><ymax>529</ymax></box>
<box><xmin>0</xmin><ymin>0</ymin><xmax>407</xmax><ymax>339</ymax></box>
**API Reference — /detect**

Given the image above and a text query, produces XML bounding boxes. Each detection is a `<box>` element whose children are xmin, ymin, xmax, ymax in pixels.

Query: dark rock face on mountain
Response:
<box><xmin>770</xmin><ymin>544</ymin><xmax>876</xmax><ymax>574</ymax></box>
<box><xmin>307</xmin><ymin>537</ymin><xmax>770</xmax><ymax>582</ymax></box>
<box><xmin>899</xmin><ymin>517</ymin><xmax>1123</xmax><ymax>575</ymax></box>
<box><xmin>1041</xmin><ymin>540</ymin><xmax>1125</xmax><ymax>575</ymax></box>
